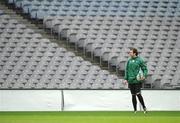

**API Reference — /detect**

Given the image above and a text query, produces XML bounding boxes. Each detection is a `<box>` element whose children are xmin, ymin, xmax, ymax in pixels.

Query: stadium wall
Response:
<box><xmin>0</xmin><ymin>90</ymin><xmax>180</xmax><ymax>111</ymax></box>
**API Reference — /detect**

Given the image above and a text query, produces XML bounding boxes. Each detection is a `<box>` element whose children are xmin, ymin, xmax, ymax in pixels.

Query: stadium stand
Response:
<box><xmin>0</xmin><ymin>0</ymin><xmax>180</xmax><ymax>89</ymax></box>
<box><xmin>0</xmin><ymin>6</ymin><xmax>125</xmax><ymax>89</ymax></box>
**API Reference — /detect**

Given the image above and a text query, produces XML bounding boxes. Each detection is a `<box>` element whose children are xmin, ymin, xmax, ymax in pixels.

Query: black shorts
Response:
<box><xmin>128</xmin><ymin>83</ymin><xmax>142</xmax><ymax>95</ymax></box>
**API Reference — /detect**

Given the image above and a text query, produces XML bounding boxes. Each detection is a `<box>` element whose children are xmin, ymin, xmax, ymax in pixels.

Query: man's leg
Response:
<box><xmin>129</xmin><ymin>84</ymin><xmax>137</xmax><ymax>113</ymax></box>
<box><xmin>132</xmin><ymin>94</ymin><xmax>137</xmax><ymax>112</ymax></box>
<box><xmin>137</xmin><ymin>93</ymin><xmax>146</xmax><ymax>109</ymax></box>
<box><xmin>137</xmin><ymin>93</ymin><xmax>147</xmax><ymax>113</ymax></box>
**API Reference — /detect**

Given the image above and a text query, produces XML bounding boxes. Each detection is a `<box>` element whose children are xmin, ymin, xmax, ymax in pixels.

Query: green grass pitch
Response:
<box><xmin>0</xmin><ymin>111</ymin><xmax>180</xmax><ymax>123</ymax></box>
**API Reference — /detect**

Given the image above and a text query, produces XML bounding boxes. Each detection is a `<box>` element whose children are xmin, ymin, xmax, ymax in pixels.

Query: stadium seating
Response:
<box><xmin>1</xmin><ymin>0</ymin><xmax>180</xmax><ymax>89</ymax></box>
<box><xmin>0</xmin><ymin>9</ymin><xmax>125</xmax><ymax>89</ymax></box>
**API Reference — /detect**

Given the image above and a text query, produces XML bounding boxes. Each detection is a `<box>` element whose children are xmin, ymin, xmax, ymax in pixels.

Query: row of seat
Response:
<box><xmin>12</xmin><ymin>0</ymin><xmax>180</xmax><ymax>19</ymax></box>
<box><xmin>36</xmin><ymin>3</ymin><xmax>180</xmax><ymax>89</ymax></box>
<box><xmin>0</xmin><ymin>11</ymin><xmax>125</xmax><ymax>89</ymax></box>
<box><xmin>43</xmin><ymin>15</ymin><xmax>179</xmax><ymax>62</ymax></box>
<box><xmin>12</xmin><ymin>0</ymin><xmax>180</xmax><ymax>8</ymax></box>
<box><xmin>5</xmin><ymin>1</ymin><xmax>180</xmax><ymax>89</ymax></box>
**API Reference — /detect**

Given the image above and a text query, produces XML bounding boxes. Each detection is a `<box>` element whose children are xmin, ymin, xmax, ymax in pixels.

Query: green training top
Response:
<box><xmin>124</xmin><ymin>56</ymin><xmax>148</xmax><ymax>84</ymax></box>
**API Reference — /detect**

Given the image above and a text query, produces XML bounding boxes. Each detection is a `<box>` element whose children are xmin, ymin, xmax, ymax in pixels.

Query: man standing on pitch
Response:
<box><xmin>123</xmin><ymin>48</ymin><xmax>148</xmax><ymax>113</ymax></box>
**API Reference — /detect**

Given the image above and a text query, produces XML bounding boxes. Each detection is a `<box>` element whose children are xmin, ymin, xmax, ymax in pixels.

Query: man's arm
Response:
<box><xmin>140</xmin><ymin>58</ymin><xmax>148</xmax><ymax>78</ymax></box>
<box><xmin>124</xmin><ymin>60</ymin><xmax>129</xmax><ymax>80</ymax></box>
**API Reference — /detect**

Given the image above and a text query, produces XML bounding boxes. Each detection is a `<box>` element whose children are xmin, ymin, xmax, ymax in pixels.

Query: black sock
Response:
<box><xmin>132</xmin><ymin>95</ymin><xmax>137</xmax><ymax>111</ymax></box>
<box><xmin>137</xmin><ymin>94</ymin><xmax>146</xmax><ymax>109</ymax></box>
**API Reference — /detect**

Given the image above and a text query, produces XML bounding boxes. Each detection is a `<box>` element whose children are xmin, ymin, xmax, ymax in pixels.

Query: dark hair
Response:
<box><xmin>130</xmin><ymin>48</ymin><xmax>138</xmax><ymax>56</ymax></box>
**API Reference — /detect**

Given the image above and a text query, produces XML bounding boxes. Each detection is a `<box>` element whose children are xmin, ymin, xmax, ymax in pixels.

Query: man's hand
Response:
<box><xmin>140</xmin><ymin>76</ymin><xmax>145</xmax><ymax>80</ymax></box>
<box><xmin>123</xmin><ymin>80</ymin><xmax>128</xmax><ymax>85</ymax></box>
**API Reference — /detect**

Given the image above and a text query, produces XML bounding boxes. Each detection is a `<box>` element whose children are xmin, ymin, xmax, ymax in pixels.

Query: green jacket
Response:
<box><xmin>124</xmin><ymin>56</ymin><xmax>148</xmax><ymax>84</ymax></box>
